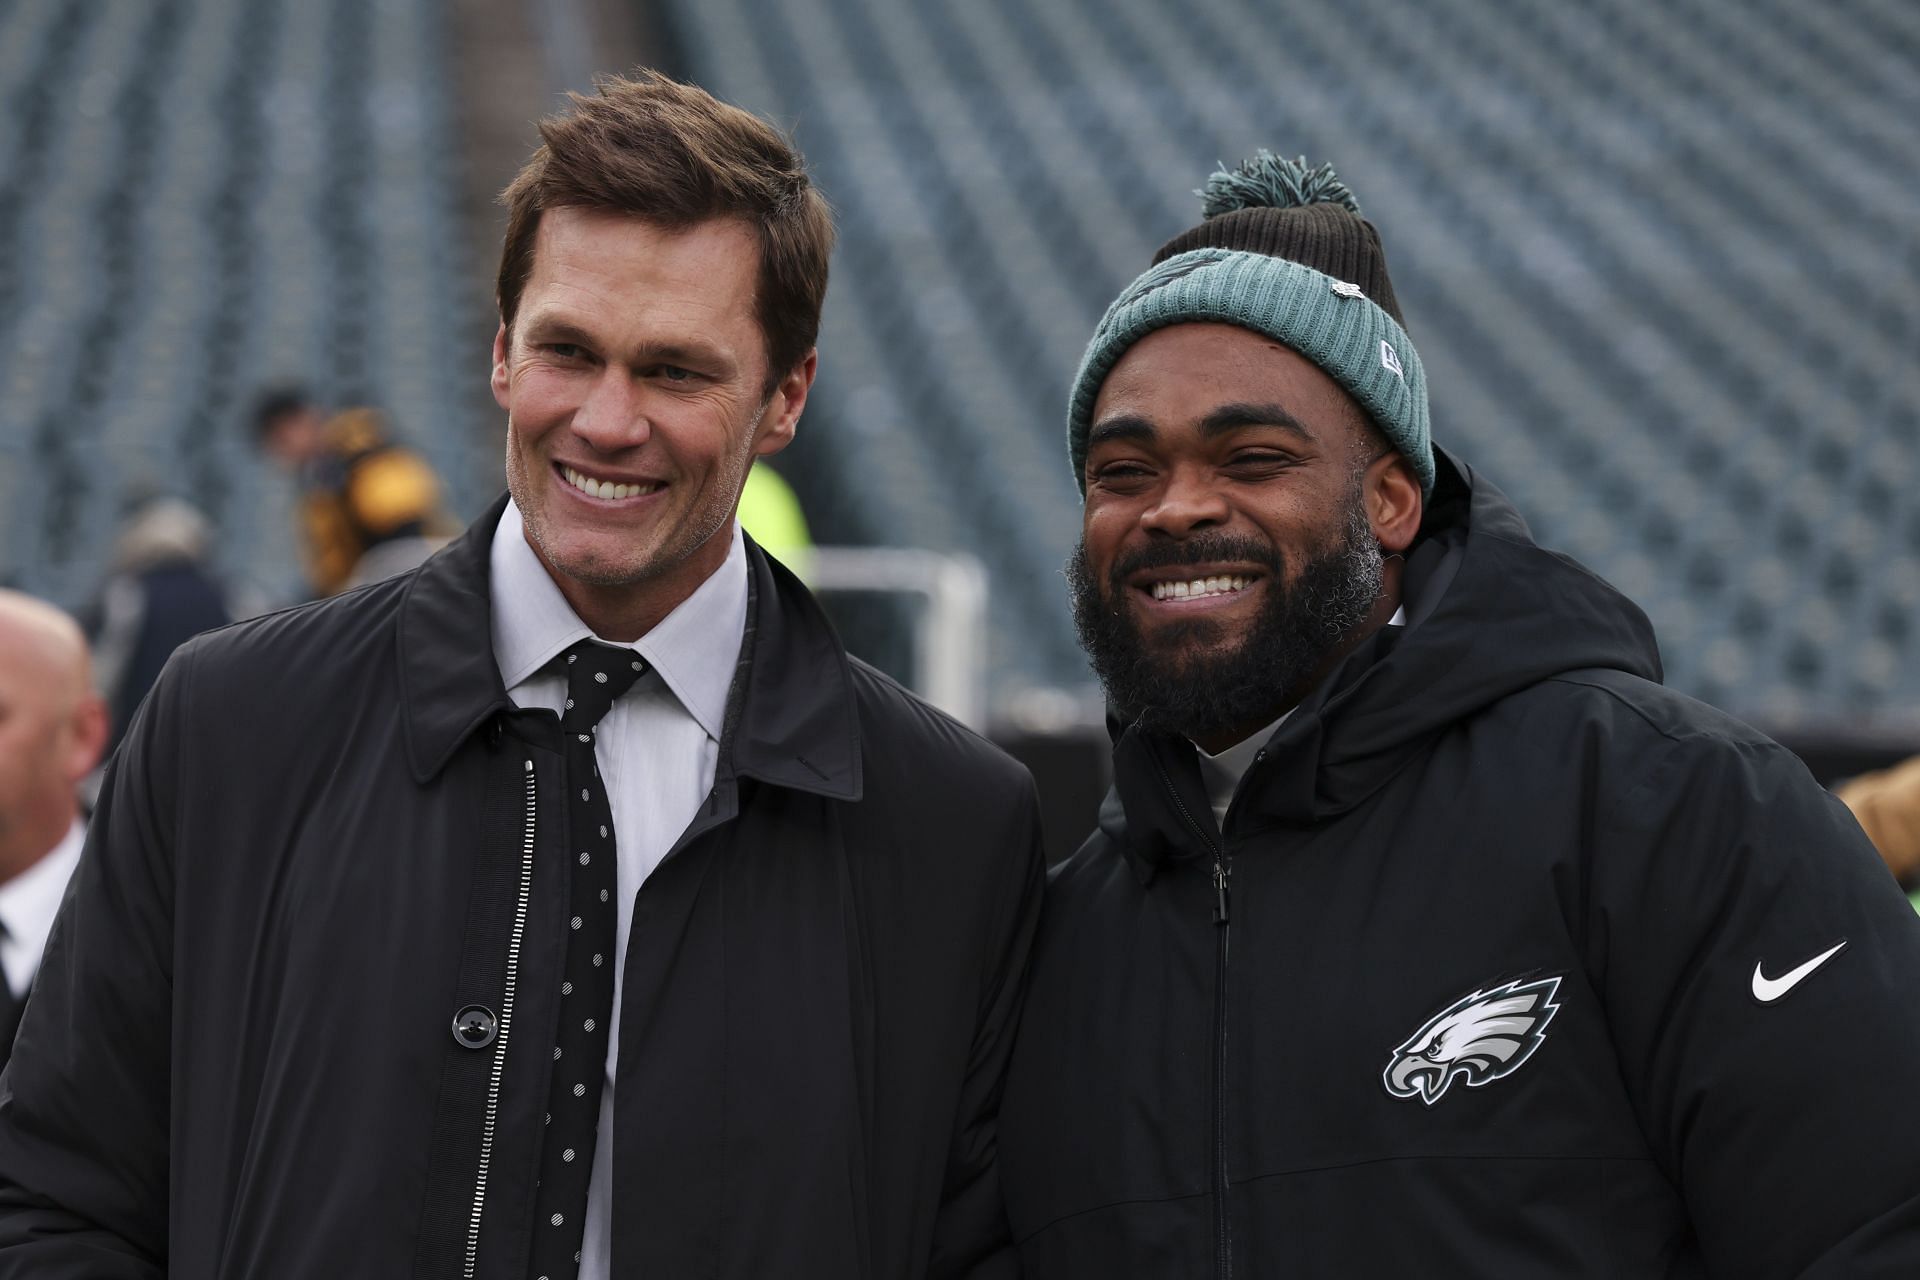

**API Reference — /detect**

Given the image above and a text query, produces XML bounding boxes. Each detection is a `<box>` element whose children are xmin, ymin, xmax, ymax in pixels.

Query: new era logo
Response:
<box><xmin>1379</xmin><ymin>340</ymin><xmax>1405</xmax><ymax>381</ymax></box>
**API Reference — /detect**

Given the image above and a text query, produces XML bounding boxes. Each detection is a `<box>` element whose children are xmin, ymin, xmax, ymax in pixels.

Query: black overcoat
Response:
<box><xmin>0</xmin><ymin>495</ymin><xmax>1044</xmax><ymax>1279</ymax></box>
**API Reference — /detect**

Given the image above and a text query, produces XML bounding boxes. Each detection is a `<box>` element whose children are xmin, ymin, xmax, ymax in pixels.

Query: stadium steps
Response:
<box><xmin>662</xmin><ymin>0</ymin><xmax>1919</xmax><ymax>721</ymax></box>
<box><xmin>0</xmin><ymin>0</ymin><xmax>487</xmax><ymax>608</ymax></box>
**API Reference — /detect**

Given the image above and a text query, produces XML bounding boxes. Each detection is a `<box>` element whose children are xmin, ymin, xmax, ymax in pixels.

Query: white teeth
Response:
<box><xmin>1151</xmin><ymin>575</ymin><xmax>1251</xmax><ymax>602</ymax></box>
<box><xmin>563</xmin><ymin>466</ymin><xmax>655</xmax><ymax>500</ymax></box>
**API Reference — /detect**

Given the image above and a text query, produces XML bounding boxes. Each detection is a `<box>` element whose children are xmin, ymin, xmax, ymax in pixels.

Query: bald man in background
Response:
<box><xmin>0</xmin><ymin>591</ymin><xmax>107</xmax><ymax>1067</ymax></box>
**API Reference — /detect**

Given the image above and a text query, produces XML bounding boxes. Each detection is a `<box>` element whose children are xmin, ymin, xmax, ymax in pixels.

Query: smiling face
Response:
<box><xmin>493</xmin><ymin>208</ymin><xmax>814</xmax><ymax>640</ymax></box>
<box><xmin>1071</xmin><ymin>322</ymin><xmax>1422</xmax><ymax>750</ymax></box>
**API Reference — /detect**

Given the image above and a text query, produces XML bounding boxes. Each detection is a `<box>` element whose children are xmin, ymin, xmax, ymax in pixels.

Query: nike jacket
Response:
<box><xmin>999</xmin><ymin>451</ymin><xmax>1920</xmax><ymax>1278</ymax></box>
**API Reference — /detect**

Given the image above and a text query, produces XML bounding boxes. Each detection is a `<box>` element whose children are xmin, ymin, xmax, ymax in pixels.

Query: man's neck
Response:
<box><xmin>532</xmin><ymin>531</ymin><xmax>733</xmax><ymax>644</ymax></box>
<box><xmin>0</xmin><ymin>804</ymin><xmax>79</xmax><ymax>887</ymax></box>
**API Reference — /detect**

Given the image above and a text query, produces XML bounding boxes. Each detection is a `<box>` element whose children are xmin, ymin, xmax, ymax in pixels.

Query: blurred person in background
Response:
<box><xmin>80</xmin><ymin>494</ymin><xmax>235</xmax><ymax>758</ymax></box>
<box><xmin>0</xmin><ymin>70</ymin><xmax>1041</xmax><ymax>1279</ymax></box>
<box><xmin>0</xmin><ymin>592</ymin><xmax>106</xmax><ymax>1069</ymax></box>
<box><xmin>251</xmin><ymin>386</ymin><xmax>458</xmax><ymax>596</ymax></box>
<box><xmin>1838</xmin><ymin>756</ymin><xmax>1920</xmax><ymax>892</ymax></box>
<box><xmin>997</xmin><ymin>153</ymin><xmax>1920</xmax><ymax>1277</ymax></box>
<box><xmin>735</xmin><ymin>459</ymin><xmax>814</xmax><ymax>580</ymax></box>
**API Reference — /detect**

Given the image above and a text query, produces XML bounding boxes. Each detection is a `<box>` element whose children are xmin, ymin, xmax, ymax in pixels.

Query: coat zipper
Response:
<box><xmin>463</xmin><ymin>758</ymin><xmax>538</xmax><ymax>1278</ymax></box>
<box><xmin>1209</xmin><ymin>860</ymin><xmax>1231</xmax><ymax>1280</ymax></box>
<box><xmin>1149</xmin><ymin>753</ymin><xmax>1233</xmax><ymax>1280</ymax></box>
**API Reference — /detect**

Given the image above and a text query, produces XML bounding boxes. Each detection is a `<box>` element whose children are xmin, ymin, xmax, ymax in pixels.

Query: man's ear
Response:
<box><xmin>1366</xmin><ymin>451</ymin><xmax>1424</xmax><ymax>555</ymax></box>
<box><xmin>65</xmin><ymin>692</ymin><xmax>108</xmax><ymax>785</ymax></box>
<box><xmin>490</xmin><ymin>323</ymin><xmax>512</xmax><ymax>411</ymax></box>
<box><xmin>753</xmin><ymin>349</ymin><xmax>817</xmax><ymax>459</ymax></box>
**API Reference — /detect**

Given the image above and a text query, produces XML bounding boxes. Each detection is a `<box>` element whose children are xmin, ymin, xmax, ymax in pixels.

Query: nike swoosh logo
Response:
<box><xmin>1751</xmin><ymin>940</ymin><xmax>1848</xmax><ymax>1003</ymax></box>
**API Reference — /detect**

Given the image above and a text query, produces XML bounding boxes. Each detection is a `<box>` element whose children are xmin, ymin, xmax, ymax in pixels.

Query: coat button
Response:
<box><xmin>452</xmin><ymin>1005</ymin><xmax>498</xmax><ymax>1049</ymax></box>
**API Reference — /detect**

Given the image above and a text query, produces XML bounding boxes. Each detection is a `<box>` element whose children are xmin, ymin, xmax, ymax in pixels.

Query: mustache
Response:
<box><xmin>1108</xmin><ymin>534</ymin><xmax>1281</xmax><ymax>583</ymax></box>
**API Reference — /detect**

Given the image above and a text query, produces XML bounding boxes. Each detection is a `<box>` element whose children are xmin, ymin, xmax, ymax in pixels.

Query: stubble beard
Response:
<box><xmin>1067</xmin><ymin>478</ymin><xmax>1386</xmax><ymax>742</ymax></box>
<box><xmin>502</xmin><ymin>417</ymin><xmax>755</xmax><ymax>591</ymax></box>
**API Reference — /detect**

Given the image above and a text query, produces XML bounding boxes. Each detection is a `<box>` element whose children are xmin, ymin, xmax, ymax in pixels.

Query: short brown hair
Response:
<box><xmin>497</xmin><ymin>70</ymin><xmax>835</xmax><ymax>389</ymax></box>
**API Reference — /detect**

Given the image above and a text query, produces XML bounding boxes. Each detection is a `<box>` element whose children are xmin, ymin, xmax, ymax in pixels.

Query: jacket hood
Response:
<box><xmin>398</xmin><ymin>493</ymin><xmax>860</xmax><ymax>801</ymax></box>
<box><xmin>1108</xmin><ymin>448</ymin><xmax>1663</xmax><ymax>874</ymax></box>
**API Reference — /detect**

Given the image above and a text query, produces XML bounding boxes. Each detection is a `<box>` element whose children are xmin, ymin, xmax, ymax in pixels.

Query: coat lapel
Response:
<box><xmin>398</xmin><ymin>494</ymin><xmax>515</xmax><ymax>785</ymax></box>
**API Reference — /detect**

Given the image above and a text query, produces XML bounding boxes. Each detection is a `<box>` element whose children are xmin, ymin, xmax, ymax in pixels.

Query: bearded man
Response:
<box><xmin>997</xmin><ymin>153</ymin><xmax>1920</xmax><ymax>1277</ymax></box>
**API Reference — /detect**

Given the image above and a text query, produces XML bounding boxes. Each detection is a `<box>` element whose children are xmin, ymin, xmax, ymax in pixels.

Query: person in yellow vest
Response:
<box><xmin>251</xmin><ymin>388</ymin><xmax>458</xmax><ymax>597</ymax></box>
<box><xmin>735</xmin><ymin>462</ymin><xmax>813</xmax><ymax>580</ymax></box>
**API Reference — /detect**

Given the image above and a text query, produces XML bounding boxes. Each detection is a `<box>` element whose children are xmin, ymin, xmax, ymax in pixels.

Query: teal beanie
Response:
<box><xmin>1067</xmin><ymin>154</ymin><xmax>1434</xmax><ymax>497</ymax></box>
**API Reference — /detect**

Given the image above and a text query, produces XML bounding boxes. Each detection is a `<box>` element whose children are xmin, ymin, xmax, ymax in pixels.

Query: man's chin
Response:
<box><xmin>526</xmin><ymin>524</ymin><xmax>660</xmax><ymax>591</ymax></box>
<box><xmin>1132</xmin><ymin>651</ymin><xmax>1252</xmax><ymax>698</ymax></box>
<box><xmin>549</xmin><ymin>561</ymin><xmax>652</xmax><ymax>590</ymax></box>
<box><xmin>1129</xmin><ymin>611</ymin><xmax>1245</xmax><ymax>659</ymax></box>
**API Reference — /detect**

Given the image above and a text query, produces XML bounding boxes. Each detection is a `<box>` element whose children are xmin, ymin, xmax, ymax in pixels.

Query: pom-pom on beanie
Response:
<box><xmin>1068</xmin><ymin>152</ymin><xmax>1433</xmax><ymax>497</ymax></box>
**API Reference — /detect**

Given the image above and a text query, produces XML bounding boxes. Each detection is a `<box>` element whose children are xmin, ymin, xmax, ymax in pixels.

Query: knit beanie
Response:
<box><xmin>1067</xmin><ymin>153</ymin><xmax>1433</xmax><ymax>496</ymax></box>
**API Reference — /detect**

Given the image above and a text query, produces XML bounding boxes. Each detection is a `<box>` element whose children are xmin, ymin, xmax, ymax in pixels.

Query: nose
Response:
<box><xmin>1140</xmin><ymin>463</ymin><xmax>1229</xmax><ymax>538</ymax></box>
<box><xmin>570</xmin><ymin>369</ymin><xmax>651</xmax><ymax>451</ymax></box>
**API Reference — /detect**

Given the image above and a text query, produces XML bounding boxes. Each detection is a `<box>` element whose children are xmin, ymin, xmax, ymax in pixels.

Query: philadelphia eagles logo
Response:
<box><xmin>1382</xmin><ymin>975</ymin><xmax>1562</xmax><ymax>1106</ymax></box>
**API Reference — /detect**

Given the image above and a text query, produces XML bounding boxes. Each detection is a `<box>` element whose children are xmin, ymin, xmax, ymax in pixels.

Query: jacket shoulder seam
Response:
<box><xmin>1537</xmin><ymin>671</ymin><xmax>1783</xmax><ymax>761</ymax></box>
<box><xmin>845</xmin><ymin>657</ymin><xmax>1016</xmax><ymax>765</ymax></box>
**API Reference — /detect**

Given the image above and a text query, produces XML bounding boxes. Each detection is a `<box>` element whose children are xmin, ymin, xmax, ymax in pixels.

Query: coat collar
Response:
<box><xmin>398</xmin><ymin>493</ymin><xmax>860</xmax><ymax>801</ymax></box>
<box><xmin>718</xmin><ymin>530</ymin><xmax>863</xmax><ymax>801</ymax></box>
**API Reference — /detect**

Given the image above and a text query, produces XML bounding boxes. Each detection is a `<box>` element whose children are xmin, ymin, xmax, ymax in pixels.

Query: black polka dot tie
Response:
<box><xmin>529</xmin><ymin>640</ymin><xmax>644</xmax><ymax>1278</ymax></box>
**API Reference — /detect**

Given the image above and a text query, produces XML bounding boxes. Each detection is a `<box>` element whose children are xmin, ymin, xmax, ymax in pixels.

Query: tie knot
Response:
<box><xmin>559</xmin><ymin>641</ymin><xmax>646</xmax><ymax>733</ymax></box>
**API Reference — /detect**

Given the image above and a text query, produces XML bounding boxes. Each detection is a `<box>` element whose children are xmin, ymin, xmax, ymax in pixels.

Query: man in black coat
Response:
<box><xmin>997</xmin><ymin>153</ymin><xmax>1920</xmax><ymax>1276</ymax></box>
<box><xmin>0</xmin><ymin>72</ymin><xmax>1043</xmax><ymax>1279</ymax></box>
<box><xmin>0</xmin><ymin>593</ymin><xmax>106</xmax><ymax>1070</ymax></box>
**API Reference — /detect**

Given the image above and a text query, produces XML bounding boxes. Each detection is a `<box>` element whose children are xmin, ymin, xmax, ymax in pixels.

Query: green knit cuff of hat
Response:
<box><xmin>1067</xmin><ymin>247</ymin><xmax>1435</xmax><ymax>497</ymax></box>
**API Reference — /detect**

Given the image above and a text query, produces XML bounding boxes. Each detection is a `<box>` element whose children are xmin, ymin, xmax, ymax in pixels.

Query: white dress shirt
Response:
<box><xmin>0</xmin><ymin>818</ymin><xmax>85</xmax><ymax>999</ymax></box>
<box><xmin>489</xmin><ymin>499</ymin><xmax>748</xmax><ymax>1278</ymax></box>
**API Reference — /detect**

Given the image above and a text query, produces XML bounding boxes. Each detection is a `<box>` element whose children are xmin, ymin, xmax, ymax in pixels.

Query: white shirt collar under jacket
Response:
<box><xmin>0</xmin><ymin>817</ymin><xmax>85</xmax><ymax>999</ymax></box>
<box><xmin>488</xmin><ymin>498</ymin><xmax>744</xmax><ymax>739</ymax></box>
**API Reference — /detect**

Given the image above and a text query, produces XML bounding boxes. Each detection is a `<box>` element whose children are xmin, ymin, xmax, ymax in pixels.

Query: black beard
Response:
<box><xmin>1067</xmin><ymin>489</ymin><xmax>1385</xmax><ymax>742</ymax></box>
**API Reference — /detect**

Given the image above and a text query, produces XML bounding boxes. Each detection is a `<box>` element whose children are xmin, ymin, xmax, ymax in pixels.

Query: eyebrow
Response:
<box><xmin>1085</xmin><ymin>414</ymin><xmax>1158</xmax><ymax>449</ymax></box>
<box><xmin>519</xmin><ymin>315</ymin><xmax>731</xmax><ymax>372</ymax></box>
<box><xmin>1199</xmin><ymin>402</ymin><xmax>1318</xmax><ymax>440</ymax></box>
<box><xmin>1085</xmin><ymin>402</ymin><xmax>1319</xmax><ymax>449</ymax></box>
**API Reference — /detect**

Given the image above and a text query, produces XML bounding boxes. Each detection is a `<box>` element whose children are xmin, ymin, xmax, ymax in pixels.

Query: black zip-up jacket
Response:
<box><xmin>0</xmin><ymin>495</ymin><xmax>1044</xmax><ymax>1279</ymax></box>
<box><xmin>999</xmin><ymin>453</ymin><xmax>1920</xmax><ymax>1277</ymax></box>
